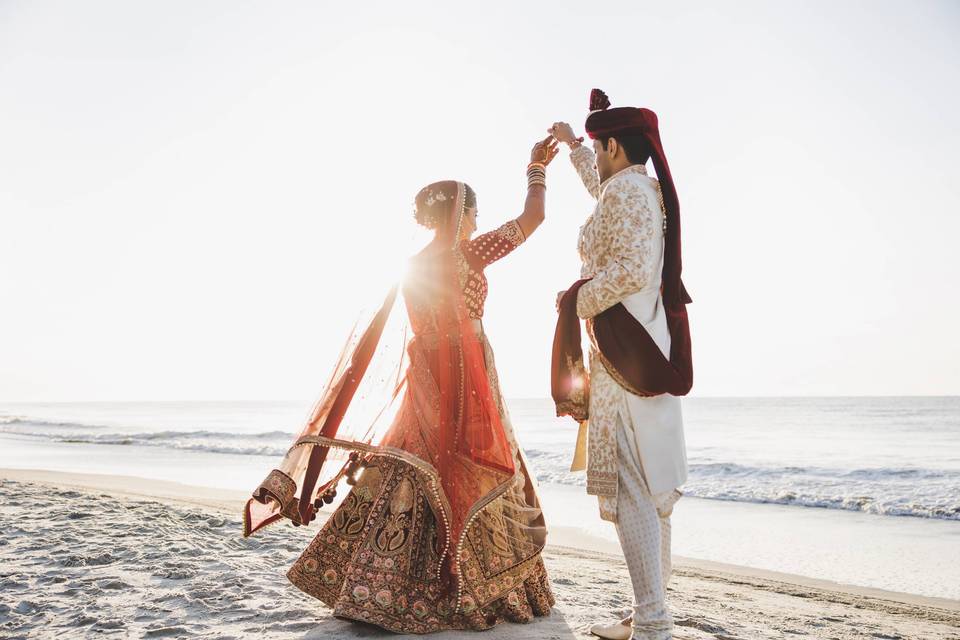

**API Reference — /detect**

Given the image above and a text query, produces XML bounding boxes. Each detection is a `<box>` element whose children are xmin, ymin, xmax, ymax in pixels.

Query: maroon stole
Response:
<box><xmin>551</xmin><ymin>279</ymin><xmax>693</xmax><ymax>421</ymax></box>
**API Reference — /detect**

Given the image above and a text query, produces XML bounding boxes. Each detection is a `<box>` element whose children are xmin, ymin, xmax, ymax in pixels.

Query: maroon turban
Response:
<box><xmin>584</xmin><ymin>89</ymin><xmax>658</xmax><ymax>140</ymax></box>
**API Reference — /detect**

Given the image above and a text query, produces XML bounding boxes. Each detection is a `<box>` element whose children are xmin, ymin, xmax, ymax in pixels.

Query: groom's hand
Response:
<box><xmin>549</xmin><ymin>122</ymin><xmax>580</xmax><ymax>146</ymax></box>
<box><xmin>556</xmin><ymin>289</ymin><xmax>567</xmax><ymax>312</ymax></box>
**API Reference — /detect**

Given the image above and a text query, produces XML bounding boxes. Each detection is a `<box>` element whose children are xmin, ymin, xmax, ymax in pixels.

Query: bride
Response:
<box><xmin>243</xmin><ymin>135</ymin><xmax>560</xmax><ymax>633</ymax></box>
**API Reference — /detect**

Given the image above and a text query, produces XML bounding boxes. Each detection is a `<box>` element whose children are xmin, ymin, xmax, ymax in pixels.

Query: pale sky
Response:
<box><xmin>2</xmin><ymin>0</ymin><xmax>958</xmax><ymax>402</ymax></box>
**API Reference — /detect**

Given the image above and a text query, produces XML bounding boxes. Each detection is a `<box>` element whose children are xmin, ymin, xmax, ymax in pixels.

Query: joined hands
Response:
<box><xmin>548</xmin><ymin>122</ymin><xmax>581</xmax><ymax>147</ymax></box>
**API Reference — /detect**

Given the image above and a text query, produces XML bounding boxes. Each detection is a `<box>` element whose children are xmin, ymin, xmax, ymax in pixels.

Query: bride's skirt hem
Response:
<box><xmin>288</xmin><ymin>555</ymin><xmax>553</xmax><ymax>634</ymax></box>
<box><xmin>285</xmin><ymin>454</ymin><xmax>554</xmax><ymax>634</ymax></box>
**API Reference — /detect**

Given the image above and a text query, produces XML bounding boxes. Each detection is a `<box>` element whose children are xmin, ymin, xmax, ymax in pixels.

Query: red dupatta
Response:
<box><xmin>244</xmin><ymin>181</ymin><xmax>516</xmax><ymax>586</ymax></box>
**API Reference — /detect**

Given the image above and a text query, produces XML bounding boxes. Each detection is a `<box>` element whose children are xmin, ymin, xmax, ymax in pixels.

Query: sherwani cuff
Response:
<box><xmin>575</xmin><ymin>280</ymin><xmax>610</xmax><ymax>319</ymax></box>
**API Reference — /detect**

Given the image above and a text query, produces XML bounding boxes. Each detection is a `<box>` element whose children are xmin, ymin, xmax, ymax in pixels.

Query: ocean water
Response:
<box><xmin>2</xmin><ymin>397</ymin><xmax>959</xmax><ymax>599</ymax></box>
<box><xmin>520</xmin><ymin>396</ymin><xmax>960</xmax><ymax>522</ymax></box>
<box><xmin>4</xmin><ymin>397</ymin><xmax>957</xmax><ymax>522</ymax></box>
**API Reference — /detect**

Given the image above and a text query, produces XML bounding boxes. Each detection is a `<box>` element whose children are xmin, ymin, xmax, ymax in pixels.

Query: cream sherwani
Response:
<box><xmin>570</xmin><ymin>145</ymin><xmax>686</xmax><ymax>640</ymax></box>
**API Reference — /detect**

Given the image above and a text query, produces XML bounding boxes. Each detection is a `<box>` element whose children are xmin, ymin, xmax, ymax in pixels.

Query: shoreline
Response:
<box><xmin>5</xmin><ymin>467</ymin><xmax>958</xmax><ymax>615</ymax></box>
<box><xmin>3</xmin><ymin>396</ymin><xmax>959</xmax><ymax>602</ymax></box>
<box><xmin>3</xmin><ymin>468</ymin><xmax>960</xmax><ymax>639</ymax></box>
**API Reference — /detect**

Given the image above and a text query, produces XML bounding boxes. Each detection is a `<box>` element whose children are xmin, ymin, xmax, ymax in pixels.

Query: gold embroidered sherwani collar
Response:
<box><xmin>598</xmin><ymin>162</ymin><xmax>648</xmax><ymax>191</ymax></box>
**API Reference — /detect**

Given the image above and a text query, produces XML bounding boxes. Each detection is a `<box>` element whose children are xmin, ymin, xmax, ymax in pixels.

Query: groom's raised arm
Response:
<box><xmin>569</xmin><ymin>145</ymin><xmax>600</xmax><ymax>200</ymax></box>
<box><xmin>549</xmin><ymin>122</ymin><xmax>599</xmax><ymax>200</ymax></box>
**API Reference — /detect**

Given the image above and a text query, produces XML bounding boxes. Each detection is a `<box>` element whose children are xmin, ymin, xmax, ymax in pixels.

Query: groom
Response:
<box><xmin>550</xmin><ymin>89</ymin><xmax>693</xmax><ymax>640</ymax></box>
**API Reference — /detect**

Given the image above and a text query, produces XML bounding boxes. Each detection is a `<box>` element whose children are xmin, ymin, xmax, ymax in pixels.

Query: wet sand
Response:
<box><xmin>1</xmin><ymin>469</ymin><xmax>958</xmax><ymax>639</ymax></box>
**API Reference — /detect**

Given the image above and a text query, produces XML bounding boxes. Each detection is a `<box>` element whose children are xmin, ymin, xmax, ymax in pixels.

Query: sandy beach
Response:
<box><xmin>1</xmin><ymin>469</ymin><xmax>957</xmax><ymax>640</ymax></box>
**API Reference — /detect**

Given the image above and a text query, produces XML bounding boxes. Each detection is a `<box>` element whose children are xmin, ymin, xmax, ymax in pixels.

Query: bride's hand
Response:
<box><xmin>530</xmin><ymin>135</ymin><xmax>560</xmax><ymax>166</ymax></box>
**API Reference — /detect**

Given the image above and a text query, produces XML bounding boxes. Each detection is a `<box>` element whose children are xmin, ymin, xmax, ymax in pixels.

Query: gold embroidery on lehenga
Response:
<box><xmin>287</xmin><ymin>455</ymin><xmax>553</xmax><ymax>633</ymax></box>
<box><xmin>373</xmin><ymin>477</ymin><xmax>415</xmax><ymax>555</ymax></box>
<box><xmin>332</xmin><ymin>468</ymin><xmax>379</xmax><ymax>538</ymax></box>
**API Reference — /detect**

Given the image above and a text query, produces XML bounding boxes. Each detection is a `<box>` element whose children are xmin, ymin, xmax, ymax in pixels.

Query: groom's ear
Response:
<box><xmin>607</xmin><ymin>136</ymin><xmax>621</xmax><ymax>159</ymax></box>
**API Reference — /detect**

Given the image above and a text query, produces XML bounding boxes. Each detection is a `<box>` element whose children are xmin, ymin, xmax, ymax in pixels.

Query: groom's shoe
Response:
<box><xmin>589</xmin><ymin>618</ymin><xmax>633</xmax><ymax>640</ymax></box>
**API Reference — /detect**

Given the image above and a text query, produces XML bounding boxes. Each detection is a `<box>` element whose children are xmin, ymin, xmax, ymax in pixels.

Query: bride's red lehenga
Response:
<box><xmin>243</xmin><ymin>181</ymin><xmax>554</xmax><ymax>634</ymax></box>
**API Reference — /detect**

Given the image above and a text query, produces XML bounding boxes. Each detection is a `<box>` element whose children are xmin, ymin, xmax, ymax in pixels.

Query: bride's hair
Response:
<box><xmin>414</xmin><ymin>181</ymin><xmax>476</xmax><ymax>230</ymax></box>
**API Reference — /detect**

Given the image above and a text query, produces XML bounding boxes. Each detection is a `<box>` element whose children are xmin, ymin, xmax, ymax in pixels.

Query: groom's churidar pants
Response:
<box><xmin>614</xmin><ymin>413</ymin><xmax>679</xmax><ymax>640</ymax></box>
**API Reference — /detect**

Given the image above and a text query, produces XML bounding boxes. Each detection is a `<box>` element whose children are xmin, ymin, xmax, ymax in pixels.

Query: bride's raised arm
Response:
<box><xmin>461</xmin><ymin>136</ymin><xmax>559</xmax><ymax>269</ymax></box>
<box><xmin>515</xmin><ymin>135</ymin><xmax>559</xmax><ymax>238</ymax></box>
